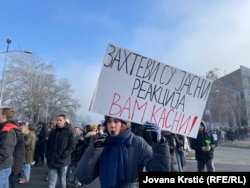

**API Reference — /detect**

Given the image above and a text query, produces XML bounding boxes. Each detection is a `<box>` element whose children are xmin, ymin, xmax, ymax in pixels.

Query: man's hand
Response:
<box><xmin>202</xmin><ymin>146</ymin><xmax>211</xmax><ymax>152</ymax></box>
<box><xmin>144</xmin><ymin>121</ymin><xmax>161</xmax><ymax>143</ymax></box>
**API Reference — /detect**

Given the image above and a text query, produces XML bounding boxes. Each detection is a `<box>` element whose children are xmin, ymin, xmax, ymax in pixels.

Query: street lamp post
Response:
<box><xmin>0</xmin><ymin>39</ymin><xmax>11</xmax><ymax>106</ymax></box>
<box><xmin>0</xmin><ymin>38</ymin><xmax>32</xmax><ymax>106</ymax></box>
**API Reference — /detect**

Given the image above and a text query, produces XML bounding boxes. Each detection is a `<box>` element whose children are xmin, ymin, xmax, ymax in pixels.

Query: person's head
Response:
<box><xmin>74</xmin><ymin>127</ymin><xmax>82</xmax><ymax>136</ymax></box>
<box><xmin>20</xmin><ymin>124</ymin><xmax>30</xmax><ymax>136</ymax></box>
<box><xmin>28</xmin><ymin>124</ymin><xmax>36</xmax><ymax>132</ymax></box>
<box><xmin>97</xmin><ymin>124</ymin><xmax>104</xmax><ymax>134</ymax></box>
<box><xmin>37</xmin><ymin>121</ymin><xmax>46</xmax><ymax>129</ymax></box>
<box><xmin>199</xmin><ymin>120</ymin><xmax>206</xmax><ymax>132</ymax></box>
<box><xmin>84</xmin><ymin>124</ymin><xmax>92</xmax><ymax>133</ymax></box>
<box><xmin>0</xmin><ymin>107</ymin><xmax>15</xmax><ymax>123</ymax></box>
<box><xmin>91</xmin><ymin>124</ymin><xmax>98</xmax><ymax>132</ymax></box>
<box><xmin>56</xmin><ymin>114</ymin><xmax>67</xmax><ymax>128</ymax></box>
<box><xmin>103</xmin><ymin>116</ymin><xmax>129</xmax><ymax>136</ymax></box>
<box><xmin>49</xmin><ymin>120</ymin><xmax>57</xmax><ymax>129</ymax></box>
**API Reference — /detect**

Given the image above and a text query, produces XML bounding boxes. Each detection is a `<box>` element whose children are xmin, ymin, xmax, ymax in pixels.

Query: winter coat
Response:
<box><xmin>11</xmin><ymin>126</ymin><xmax>25</xmax><ymax>175</ymax></box>
<box><xmin>46</xmin><ymin>123</ymin><xmax>76</xmax><ymax>168</ymax></box>
<box><xmin>24</xmin><ymin>129</ymin><xmax>37</xmax><ymax>163</ymax></box>
<box><xmin>0</xmin><ymin>121</ymin><xmax>25</xmax><ymax>174</ymax></box>
<box><xmin>84</xmin><ymin>130</ymin><xmax>97</xmax><ymax>146</ymax></box>
<box><xmin>71</xmin><ymin>135</ymin><xmax>86</xmax><ymax>166</ymax></box>
<box><xmin>164</xmin><ymin>133</ymin><xmax>179</xmax><ymax>172</ymax></box>
<box><xmin>190</xmin><ymin>123</ymin><xmax>216</xmax><ymax>161</ymax></box>
<box><xmin>76</xmin><ymin>131</ymin><xmax>171</xmax><ymax>188</ymax></box>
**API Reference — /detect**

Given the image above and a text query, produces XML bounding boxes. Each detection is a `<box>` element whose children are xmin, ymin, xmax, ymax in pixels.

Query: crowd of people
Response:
<box><xmin>3</xmin><ymin>105</ymin><xmax>248</xmax><ymax>187</ymax></box>
<box><xmin>0</xmin><ymin>108</ymin><xmax>108</xmax><ymax>188</ymax></box>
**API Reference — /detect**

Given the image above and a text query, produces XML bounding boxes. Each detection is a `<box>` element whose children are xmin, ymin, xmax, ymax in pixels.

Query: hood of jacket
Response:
<box><xmin>200</xmin><ymin>120</ymin><xmax>207</xmax><ymax>131</ymax></box>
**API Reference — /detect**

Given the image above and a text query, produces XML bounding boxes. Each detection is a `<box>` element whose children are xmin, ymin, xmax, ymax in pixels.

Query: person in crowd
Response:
<box><xmin>84</xmin><ymin>124</ymin><xmax>97</xmax><ymax>146</ymax></box>
<box><xmin>65</xmin><ymin>123</ymin><xmax>75</xmax><ymax>185</ymax></box>
<box><xmin>47</xmin><ymin>120</ymin><xmax>57</xmax><ymax>132</ymax></box>
<box><xmin>227</xmin><ymin>127</ymin><xmax>236</xmax><ymax>143</ymax></box>
<box><xmin>67</xmin><ymin>126</ymin><xmax>86</xmax><ymax>188</ymax></box>
<box><xmin>175</xmin><ymin>134</ymin><xmax>190</xmax><ymax>172</ymax></box>
<box><xmin>190</xmin><ymin>120</ymin><xmax>216</xmax><ymax>172</ymax></box>
<box><xmin>0</xmin><ymin>107</ymin><xmax>24</xmax><ymax>188</ymax></box>
<box><xmin>19</xmin><ymin>123</ymin><xmax>36</xmax><ymax>184</ymax></box>
<box><xmin>219</xmin><ymin>128</ymin><xmax>225</xmax><ymax>143</ymax></box>
<box><xmin>44</xmin><ymin>120</ymin><xmax>57</xmax><ymax>181</ymax></box>
<box><xmin>95</xmin><ymin>123</ymin><xmax>104</xmax><ymax>139</ymax></box>
<box><xmin>34</xmin><ymin>122</ymin><xmax>48</xmax><ymax>167</ymax></box>
<box><xmin>212</xmin><ymin>129</ymin><xmax>218</xmax><ymax>147</ymax></box>
<box><xmin>9</xmin><ymin>120</ymin><xmax>25</xmax><ymax>188</ymax></box>
<box><xmin>161</xmin><ymin>130</ymin><xmax>179</xmax><ymax>172</ymax></box>
<box><xmin>46</xmin><ymin>114</ymin><xmax>75</xmax><ymax>188</ymax></box>
<box><xmin>76</xmin><ymin>116</ymin><xmax>171</xmax><ymax>188</ymax></box>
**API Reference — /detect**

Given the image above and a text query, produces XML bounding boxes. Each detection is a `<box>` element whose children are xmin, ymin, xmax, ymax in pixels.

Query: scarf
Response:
<box><xmin>99</xmin><ymin>130</ymin><xmax>132</xmax><ymax>188</ymax></box>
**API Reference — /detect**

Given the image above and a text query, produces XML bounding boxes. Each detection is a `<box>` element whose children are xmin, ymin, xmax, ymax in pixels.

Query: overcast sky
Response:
<box><xmin>1</xmin><ymin>0</ymin><xmax>250</xmax><ymax>124</ymax></box>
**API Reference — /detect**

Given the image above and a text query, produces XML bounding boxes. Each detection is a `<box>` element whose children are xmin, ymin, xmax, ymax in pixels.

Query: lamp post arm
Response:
<box><xmin>0</xmin><ymin>50</ymin><xmax>32</xmax><ymax>54</ymax></box>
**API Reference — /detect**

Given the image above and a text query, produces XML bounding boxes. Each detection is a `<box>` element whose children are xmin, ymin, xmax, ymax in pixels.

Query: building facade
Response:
<box><xmin>212</xmin><ymin>65</ymin><xmax>250</xmax><ymax>127</ymax></box>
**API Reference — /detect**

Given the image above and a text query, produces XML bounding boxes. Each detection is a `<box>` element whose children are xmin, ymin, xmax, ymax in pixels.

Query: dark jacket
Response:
<box><xmin>35</xmin><ymin>122</ymin><xmax>48</xmax><ymax>150</ymax></box>
<box><xmin>12</xmin><ymin>127</ymin><xmax>25</xmax><ymax>175</ymax></box>
<box><xmin>163</xmin><ymin>132</ymin><xmax>179</xmax><ymax>172</ymax></box>
<box><xmin>46</xmin><ymin>123</ymin><xmax>75</xmax><ymax>168</ymax></box>
<box><xmin>0</xmin><ymin>121</ymin><xmax>25</xmax><ymax>174</ymax></box>
<box><xmin>71</xmin><ymin>134</ymin><xmax>86</xmax><ymax>166</ymax></box>
<box><xmin>190</xmin><ymin>122</ymin><xmax>215</xmax><ymax>161</ymax></box>
<box><xmin>76</xmin><ymin>131</ymin><xmax>171</xmax><ymax>188</ymax></box>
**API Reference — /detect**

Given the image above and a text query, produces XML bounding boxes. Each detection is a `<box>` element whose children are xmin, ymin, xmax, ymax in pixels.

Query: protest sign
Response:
<box><xmin>89</xmin><ymin>44</ymin><xmax>212</xmax><ymax>138</ymax></box>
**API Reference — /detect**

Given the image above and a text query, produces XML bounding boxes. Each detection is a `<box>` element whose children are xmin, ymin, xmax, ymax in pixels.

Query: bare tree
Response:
<box><xmin>206</xmin><ymin>68</ymin><xmax>220</xmax><ymax>81</ymax></box>
<box><xmin>204</xmin><ymin>68</ymin><xmax>243</xmax><ymax>128</ymax></box>
<box><xmin>2</xmin><ymin>53</ymin><xmax>81</xmax><ymax>124</ymax></box>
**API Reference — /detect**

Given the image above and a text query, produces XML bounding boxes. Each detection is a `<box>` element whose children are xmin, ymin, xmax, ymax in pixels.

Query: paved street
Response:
<box><xmin>185</xmin><ymin>146</ymin><xmax>250</xmax><ymax>171</ymax></box>
<box><xmin>18</xmin><ymin>141</ymin><xmax>250</xmax><ymax>188</ymax></box>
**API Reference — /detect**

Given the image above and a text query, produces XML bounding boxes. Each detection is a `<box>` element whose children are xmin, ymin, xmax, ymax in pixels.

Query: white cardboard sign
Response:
<box><xmin>89</xmin><ymin>44</ymin><xmax>212</xmax><ymax>138</ymax></box>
